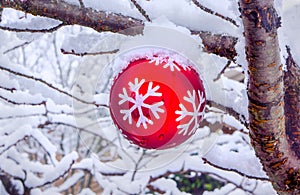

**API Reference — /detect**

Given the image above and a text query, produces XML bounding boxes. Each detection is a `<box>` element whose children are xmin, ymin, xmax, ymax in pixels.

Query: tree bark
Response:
<box><xmin>284</xmin><ymin>47</ymin><xmax>300</xmax><ymax>158</ymax></box>
<box><xmin>239</xmin><ymin>0</ymin><xmax>300</xmax><ymax>194</ymax></box>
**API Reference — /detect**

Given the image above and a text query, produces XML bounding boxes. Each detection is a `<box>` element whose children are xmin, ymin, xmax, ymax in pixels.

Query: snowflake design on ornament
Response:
<box><xmin>175</xmin><ymin>90</ymin><xmax>205</xmax><ymax>136</ymax></box>
<box><xmin>148</xmin><ymin>56</ymin><xmax>185</xmax><ymax>72</ymax></box>
<box><xmin>118</xmin><ymin>78</ymin><xmax>165</xmax><ymax>129</ymax></box>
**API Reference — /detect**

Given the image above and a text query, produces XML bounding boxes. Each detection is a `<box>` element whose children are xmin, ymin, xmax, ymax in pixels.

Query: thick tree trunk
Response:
<box><xmin>239</xmin><ymin>0</ymin><xmax>300</xmax><ymax>194</ymax></box>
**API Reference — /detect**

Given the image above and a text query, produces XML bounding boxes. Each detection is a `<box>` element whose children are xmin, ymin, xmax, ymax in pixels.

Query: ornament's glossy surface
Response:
<box><xmin>109</xmin><ymin>55</ymin><xmax>206</xmax><ymax>149</ymax></box>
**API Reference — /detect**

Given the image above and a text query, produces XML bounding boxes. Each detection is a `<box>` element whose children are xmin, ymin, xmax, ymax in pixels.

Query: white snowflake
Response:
<box><xmin>175</xmin><ymin>90</ymin><xmax>206</xmax><ymax>136</ymax></box>
<box><xmin>118</xmin><ymin>78</ymin><xmax>165</xmax><ymax>129</ymax></box>
<box><xmin>148</xmin><ymin>56</ymin><xmax>183</xmax><ymax>71</ymax></box>
<box><xmin>148</xmin><ymin>56</ymin><xmax>166</xmax><ymax>65</ymax></box>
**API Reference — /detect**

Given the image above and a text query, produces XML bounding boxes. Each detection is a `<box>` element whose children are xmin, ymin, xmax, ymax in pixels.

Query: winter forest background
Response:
<box><xmin>0</xmin><ymin>0</ymin><xmax>299</xmax><ymax>194</ymax></box>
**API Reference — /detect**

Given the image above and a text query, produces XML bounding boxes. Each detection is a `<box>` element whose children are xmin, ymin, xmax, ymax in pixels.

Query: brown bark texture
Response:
<box><xmin>239</xmin><ymin>0</ymin><xmax>300</xmax><ymax>194</ymax></box>
<box><xmin>284</xmin><ymin>47</ymin><xmax>300</xmax><ymax>158</ymax></box>
<box><xmin>0</xmin><ymin>0</ymin><xmax>237</xmax><ymax>61</ymax></box>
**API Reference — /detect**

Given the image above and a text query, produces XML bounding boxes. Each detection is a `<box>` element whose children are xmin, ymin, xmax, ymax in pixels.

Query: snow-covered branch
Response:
<box><xmin>0</xmin><ymin>65</ymin><xmax>107</xmax><ymax>107</ymax></box>
<box><xmin>0</xmin><ymin>0</ymin><xmax>238</xmax><ymax>60</ymax></box>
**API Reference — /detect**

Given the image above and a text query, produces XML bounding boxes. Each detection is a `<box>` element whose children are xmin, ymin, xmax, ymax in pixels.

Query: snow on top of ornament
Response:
<box><xmin>111</xmin><ymin>47</ymin><xmax>198</xmax><ymax>78</ymax></box>
<box><xmin>109</xmin><ymin>48</ymin><xmax>206</xmax><ymax>149</ymax></box>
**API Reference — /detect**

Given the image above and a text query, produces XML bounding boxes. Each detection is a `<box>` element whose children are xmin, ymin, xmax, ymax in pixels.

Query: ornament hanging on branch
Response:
<box><xmin>109</xmin><ymin>49</ymin><xmax>206</xmax><ymax>149</ymax></box>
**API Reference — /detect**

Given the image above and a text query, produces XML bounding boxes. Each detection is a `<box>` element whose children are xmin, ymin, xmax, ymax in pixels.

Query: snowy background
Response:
<box><xmin>0</xmin><ymin>0</ymin><xmax>298</xmax><ymax>194</ymax></box>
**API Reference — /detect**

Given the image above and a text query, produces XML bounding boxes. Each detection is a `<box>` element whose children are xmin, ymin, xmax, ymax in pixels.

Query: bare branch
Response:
<box><xmin>0</xmin><ymin>85</ymin><xmax>16</xmax><ymax>93</ymax></box>
<box><xmin>60</xmin><ymin>48</ymin><xmax>119</xmax><ymax>56</ymax></box>
<box><xmin>3</xmin><ymin>41</ymin><xmax>31</xmax><ymax>54</ymax></box>
<box><xmin>214</xmin><ymin>60</ymin><xmax>232</xmax><ymax>81</ymax></box>
<box><xmin>78</xmin><ymin>0</ymin><xmax>84</xmax><ymax>8</ymax></box>
<box><xmin>0</xmin><ymin>7</ymin><xmax>3</xmax><ymax>23</ymax></box>
<box><xmin>0</xmin><ymin>94</ymin><xmax>45</xmax><ymax>106</ymax></box>
<box><xmin>131</xmin><ymin>150</ymin><xmax>146</xmax><ymax>181</ymax></box>
<box><xmin>0</xmin><ymin>23</ymin><xmax>65</xmax><ymax>33</ymax></box>
<box><xmin>191</xmin><ymin>0</ymin><xmax>239</xmax><ymax>27</ymax></box>
<box><xmin>206</xmin><ymin>100</ymin><xmax>249</xmax><ymax>129</ymax></box>
<box><xmin>130</xmin><ymin>0</ymin><xmax>151</xmax><ymax>22</ymax></box>
<box><xmin>38</xmin><ymin>121</ymin><xmax>102</xmax><ymax>137</ymax></box>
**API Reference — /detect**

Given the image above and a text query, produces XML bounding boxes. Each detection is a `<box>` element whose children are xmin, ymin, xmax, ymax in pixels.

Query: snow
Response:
<box><xmin>30</xmin><ymin>128</ymin><xmax>58</xmax><ymax>164</ymax></box>
<box><xmin>25</xmin><ymin>151</ymin><xmax>78</xmax><ymax>188</ymax></box>
<box><xmin>0</xmin><ymin>155</ymin><xmax>25</xmax><ymax>179</ymax></box>
<box><xmin>0</xmin><ymin>124</ymin><xmax>33</xmax><ymax>154</ymax></box>
<box><xmin>78</xmin><ymin>188</ymin><xmax>97</xmax><ymax>195</ymax></box>
<box><xmin>0</xmin><ymin>181</ymin><xmax>9</xmax><ymax>195</ymax></box>
<box><xmin>281</xmin><ymin>0</ymin><xmax>300</xmax><ymax>66</ymax></box>
<box><xmin>204</xmin><ymin>131</ymin><xmax>267</xmax><ymax>179</ymax></box>
<box><xmin>111</xmin><ymin>46</ymin><xmax>199</xmax><ymax>78</ymax></box>
<box><xmin>1</xmin><ymin>9</ymin><xmax>61</xmax><ymax>29</ymax></box>
<box><xmin>94</xmin><ymin>93</ymin><xmax>109</xmax><ymax>106</ymax></box>
<box><xmin>150</xmin><ymin>178</ymin><xmax>188</xmax><ymax>195</ymax></box>
<box><xmin>0</xmin><ymin>103</ymin><xmax>45</xmax><ymax>118</ymax></box>
<box><xmin>48</xmin><ymin>172</ymin><xmax>85</xmax><ymax>192</ymax></box>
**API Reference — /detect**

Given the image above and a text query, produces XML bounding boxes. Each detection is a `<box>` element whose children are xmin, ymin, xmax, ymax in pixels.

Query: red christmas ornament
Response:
<box><xmin>109</xmin><ymin>52</ymin><xmax>206</xmax><ymax>149</ymax></box>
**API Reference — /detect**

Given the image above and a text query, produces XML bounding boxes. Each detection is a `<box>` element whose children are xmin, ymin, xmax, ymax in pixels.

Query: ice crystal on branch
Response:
<box><xmin>175</xmin><ymin>90</ymin><xmax>205</xmax><ymax>136</ymax></box>
<box><xmin>118</xmin><ymin>78</ymin><xmax>164</xmax><ymax>129</ymax></box>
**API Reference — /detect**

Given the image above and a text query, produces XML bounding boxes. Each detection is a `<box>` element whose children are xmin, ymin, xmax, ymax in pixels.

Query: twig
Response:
<box><xmin>78</xmin><ymin>0</ymin><xmax>84</xmax><ymax>8</ymax></box>
<box><xmin>39</xmin><ymin>121</ymin><xmax>102</xmax><ymax>137</ymax></box>
<box><xmin>0</xmin><ymin>23</ymin><xmax>65</xmax><ymax>33</ymax></box>
<box><xmin>214</xmin><ymin>60</ymin><xmax>232</xmax><ymax>81</ymax></box>
<box><xmin>3</xmin><ymin>41</ymin><xmax>31</xmax><ymax>54</ymax></box>
<box><xmin>202</xmin><ymin>158</ymin><xmax>269</xmax><ymax>181</ymax></box>
<box><xmin>60</xmin><ymin>48</ymin><xmax>119</xmax><ymax>56</ymax></box>
<box><xmin>191</xmin><ymin>0</ymin><xmax>239</xmax><ymax>27</ymax></box>
<box><xmin>0</xmin><ymin>6</ymin><xmax>2</xmax><ymax>23</ymax></box>
<box><xmin>131</xmin><ymin>149</ymin><xmax>146</xmax><ymax>181</ymax></box>
<box><xmin>0</xmin><ymin>85</ymin><xmax>16</xmax><ymax>93</ymax></box>
<box><xmin>0</xmin><ymin>94</ymin><xmax>45</xmax><ymax>106</ymax></box>
<box><xmin>130</xmin><ymin>0</ymin><xmax>151</xmax><ymax>22</ymax></box>
<box><xmin>206</xmin><ymin>100</ymin><xmax>249</xmax><ymax>129</ymax></box>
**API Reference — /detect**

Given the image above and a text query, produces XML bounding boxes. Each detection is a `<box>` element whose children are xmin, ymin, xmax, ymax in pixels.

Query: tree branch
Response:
<box><xmin>1</xmin><ymin>0</ymin><xmax>238</xmax><ymax>61</ymax></box>
<box><xmin>0</xmin><ymin>0</ymin><xmax>144</xmax><ymax>35</ymax></box>
<box><xmin>0</xmin><ymin>173</ymin><xmax>23</xmax><ymax>195</ymax></box>
<box><xmin>130</xmin><ymin>0</ymin><xmax>151</xmax><ymax>22</ymax></box>
<box><xmin>0</xmin><ymin>23</ymin><xmax>65</xmax><ymax>33</ymax></box>
<box><xmin>202</xmin><ymin>158</ymin><xmax>269</xmax><ymax>181</ymax></box>
<box><xmin>206</xmin><ymin>100</ymin><xmax>248</xmax><ymax>129</ymax></box>
<box><xmin>60</xmin><ymin>48</ymin><xmax>119</xmax><ymax>56</ymax></box>
<box><xmin>191</xmin><ymin>0</ymin><xmax>239</xmax><ymax>27</ymax></box>
<box><xmin>239</xmin><ymin>0</ymin><xmax>300</xmax><ymax>193</ymax></box>
<box><xmin>3</xmin><ymin>41</ymin><xmax>31</xmax><ymax>54</ymax></box>
<box><xmin>284</xmin><ymin>46</ymin><xmax>300</xmax><ymax>158</ymax></box>
<box><xmin>193</xmin><ymin>31</ymin><xmax>238</xmax><ymax>61</ymax></box>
